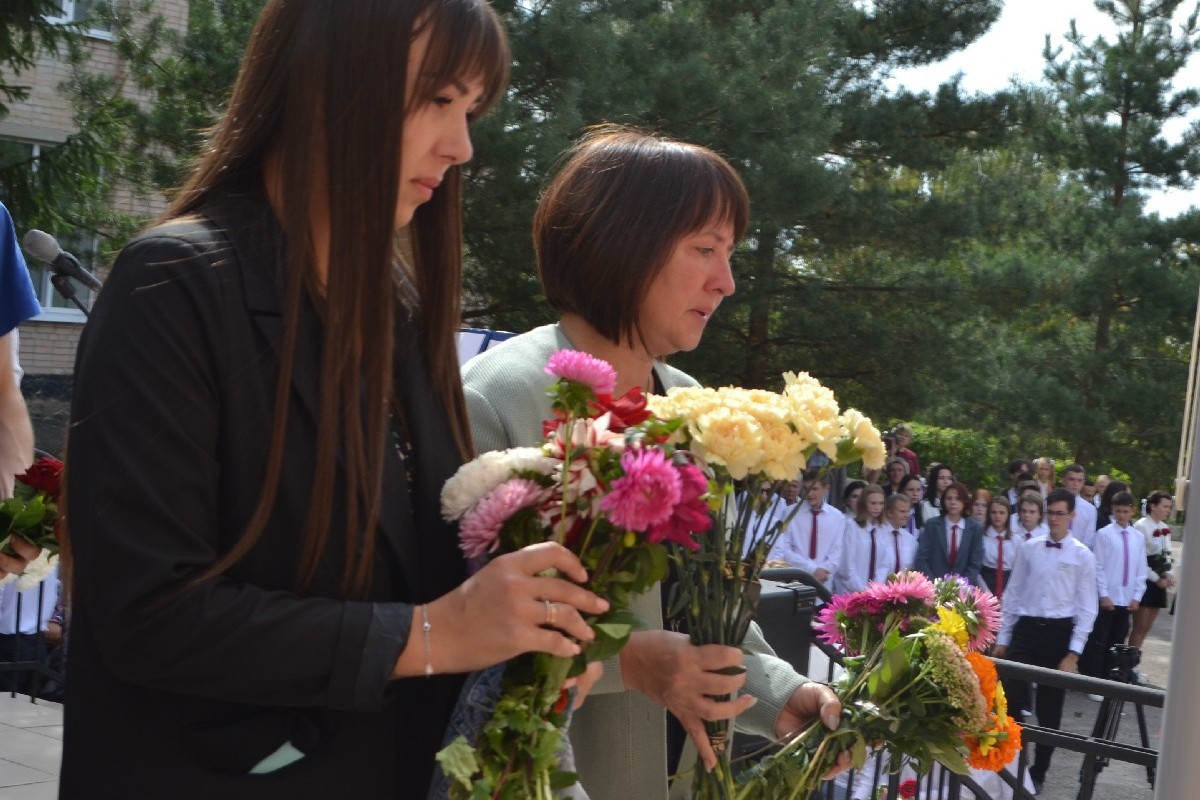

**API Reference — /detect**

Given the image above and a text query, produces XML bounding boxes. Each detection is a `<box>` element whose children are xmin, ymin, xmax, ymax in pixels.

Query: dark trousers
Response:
<box><xmin>1004</xmin><ymin>616</ymin><xmax>1074</xmax><ymax>782</ymax></box>
<box><xmin>0</xmin><ymin>633</ymin><xmax>45</xmax><ymax>694</ymax></box>
<box><xmin>1079</xmin><ymin>606</ymin><xmax>1131</xmax><ymax>679</ymax></box>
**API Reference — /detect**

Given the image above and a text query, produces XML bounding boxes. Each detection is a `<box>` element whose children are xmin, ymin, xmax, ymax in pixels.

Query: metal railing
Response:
<box><xmin>793</xmin><ymin>627</ymin><xmax>1163</xmax><ymax>799</ymax></box>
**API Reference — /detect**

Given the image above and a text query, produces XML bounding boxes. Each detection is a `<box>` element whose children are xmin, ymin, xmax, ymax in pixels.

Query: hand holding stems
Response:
<box><xmin>775</xmin><ymin>681</ymin><xmax>850</xmax><ymax>778</ymax></box>
<box><xmin>0</xmin><ymin>535</ymin><xmax>38</xmax><ymax>578</ymax></box>
<box><xmin>620</xmin><ymin>629</ymin><xmax>754</xmax><ymax>771</ymax></box>
<box><xmin>393</xmin><ymin>541</ymin><xmax>610</xmax><ymax>678</ymax></box>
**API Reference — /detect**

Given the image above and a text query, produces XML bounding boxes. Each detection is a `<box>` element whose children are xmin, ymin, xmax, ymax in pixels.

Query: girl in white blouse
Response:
<box><xmin>1129</xmin><ymin>491</ymin><xmax>1176</xmax><ymax>650</ymax></box>
<box><xmin>981</xmin><ymin>496</ymin><xmax>1019</xmax><ymax>600</ymax></box>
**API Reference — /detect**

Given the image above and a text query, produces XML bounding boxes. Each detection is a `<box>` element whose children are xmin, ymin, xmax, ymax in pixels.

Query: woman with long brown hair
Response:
<box><xmin>62</xmin><ymin>1</ymin><xmax>606</xmax><ymax>795</ymax></box>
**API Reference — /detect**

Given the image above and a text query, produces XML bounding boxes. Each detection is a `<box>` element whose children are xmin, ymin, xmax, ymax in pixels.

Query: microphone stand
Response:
<box><xmin>49</xmin><ymin>273</ymin><xmax>90</xmax><ymax>317</ymax></box>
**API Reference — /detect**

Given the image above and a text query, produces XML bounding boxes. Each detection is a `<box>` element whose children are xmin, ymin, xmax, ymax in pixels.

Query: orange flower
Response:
<box><xmin>966</xmin><ymin>714</ymin><xmax>1023</xmax><ymax>771</ymax></box>
<box><xmin>967</xmin><ymin>651</ymin><xmax>997</xmax><ymax>704</ymax></box>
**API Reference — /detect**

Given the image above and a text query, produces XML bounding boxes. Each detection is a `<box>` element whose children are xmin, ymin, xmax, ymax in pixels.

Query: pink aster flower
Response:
<box><xmin>961</xmin><ymin>584</ymin><xmax>1002</xmax><ymax>653</ymax></box>
<box><xmin>814</xmin><ymin>594</ymin><xmax>853</xmax><ymax>649</ymax></box>
<box><xmin>545</xmin><ymin>350</ymin><xmax>618</xmax><ymax>396</ymax></box>
<box><xmin>601</xmin><ymin>448</ymin><xmax>681</xmax><ymax>532</ymax></box>
<box><xmin>459</xmin><ymin>479</ymin><xmax>548</xmax><ymax>559</ymax></box>
<box><xmin>646</xmin><ymin>462</ymin><xmax>710</xmax><ymax>550</ymax></box>
<box><xmin>864</xmin><ymin>571</ymin><xmax>936</xmax><ymax>612</ymax></box>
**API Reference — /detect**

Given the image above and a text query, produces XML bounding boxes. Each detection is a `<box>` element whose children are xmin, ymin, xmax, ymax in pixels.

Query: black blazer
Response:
<box><xmin>63</xmin><ymin>188</ymin><xmax>466</xmax><ymax>797</ymax></box>
<box><xmin>913</xmin><ymin>515</ymin><xmax>985</xmax><ymax>584</ymax></box>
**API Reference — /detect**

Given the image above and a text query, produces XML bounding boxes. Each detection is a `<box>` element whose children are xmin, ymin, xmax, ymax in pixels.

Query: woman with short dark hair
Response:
<box><xmin>463</xmin><ymin>125</ymin><xmax>841</xmax><ymax>799</ymax></box>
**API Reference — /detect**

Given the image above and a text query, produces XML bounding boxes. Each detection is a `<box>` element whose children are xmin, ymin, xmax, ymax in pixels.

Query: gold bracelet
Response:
<box><xmin>421</xmin><ymin>604</ymin><xmax>433</xmax><ymax>677</ymax></box>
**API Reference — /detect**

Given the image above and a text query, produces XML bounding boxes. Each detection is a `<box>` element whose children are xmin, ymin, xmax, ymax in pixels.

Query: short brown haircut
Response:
<box><xmin>534</xmin><ymin>125</ymin><xmax>749</xmax><ymax>347</ymax></box>
<box><xmin>943</xmin><ymin>482</ymin><xmax>971</xmax><ymax>509</ymax></box>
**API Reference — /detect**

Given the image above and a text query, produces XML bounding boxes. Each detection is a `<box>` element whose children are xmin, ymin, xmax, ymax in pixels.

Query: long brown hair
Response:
<box><xmin>170</xmin><ymin>0</ymin><xmax>508</xmax><ymax>597</ymax></box>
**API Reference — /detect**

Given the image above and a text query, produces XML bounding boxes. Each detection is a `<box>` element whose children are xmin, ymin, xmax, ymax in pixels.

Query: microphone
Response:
<box><xmin>22</xmin><ymin>229</ymin><xmax>103</xmax><ymax>292</ymax></box>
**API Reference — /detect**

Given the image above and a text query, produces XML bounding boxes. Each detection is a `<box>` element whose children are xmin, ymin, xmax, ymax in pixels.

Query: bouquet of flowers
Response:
<box><xmin>1</xmin><ymin>455</ymin><xmax>63</xmax><ymax>589</ymax></box>
<box><xmin>1147</xmin><ymin>526</ymin><xmax>1173</xmax><ymax>578</ymax></box>
<box><xmin>647</xmin><ymin>374</ymin><xmax>886</xmax><ymax>797</ymax></box>
<box><xmin>734</xmin><ymin>572</ymin><xmax>1021</xmax><ymax>800</ymax></box>
<box><xmin>433</xmin><ymin>352</ymin><xmax>710</xmax><ymax>799</ymax></box>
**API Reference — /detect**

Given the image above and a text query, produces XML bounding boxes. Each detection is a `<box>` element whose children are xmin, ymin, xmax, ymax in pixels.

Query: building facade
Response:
<box><xmin>2</xmin><ymin>2</ymin><xmax>190</xmax><ymax>455</ymax></box>
<box><xmin>2</xmin><ymin>0</ymin><xmax>189</xmax><ymax>376</ymax></box>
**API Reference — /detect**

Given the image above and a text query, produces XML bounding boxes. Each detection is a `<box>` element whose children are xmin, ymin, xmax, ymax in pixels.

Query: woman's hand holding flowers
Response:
<box><xmin>394</xmin><ymin>541</ymin><xmax>609</xmax><ymax>678</ymax></box>
<box><xmin>619</xmin><ymin>629</ymin><xmax>754</xmax><ymax>771</ymax></box>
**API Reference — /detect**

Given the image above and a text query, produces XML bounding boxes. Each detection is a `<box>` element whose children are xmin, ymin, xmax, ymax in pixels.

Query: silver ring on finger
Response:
<box><xmin>542</xmin><ymin>598</ymin><xmax>557</xmax><ymax>627</ymax></box>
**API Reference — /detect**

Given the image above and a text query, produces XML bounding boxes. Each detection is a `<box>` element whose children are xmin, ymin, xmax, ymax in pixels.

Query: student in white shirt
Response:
<box><xmin>1003</xmin><ymin>458</ymin><xmax>1032</xmax><ymax>509</ymax></box>
<box><xmin>1010</xmin><ymin>492</ymin><xmax>1049</xmax><ymax>541</ymax></box>
<box><xmin>0</xmin><ymin>564</ymin><xmax>59</xmax><ymax>693</ymax></box>
<box><xmin>880</xmin><ymin>494</ymin><xmax>918</xmax><ymax>576</ymax></box>
<box><xmin>919</xmin><ymin>463</ymin><xmax>954</xmax><ymax>523</ymax></box>
<box><xmin>1062</xmin><ymin>464</ymin><xmax>1098</xmax><ymax>548</ymax></box>
<box><xmin>1129</xmin><ymin>490</ymin><xmax>1175</xmax><ymax>651</ymax></box>
<box><xmin>743</xmin><ymin>479</ymin><xmax>802</xmax><ymax>557</ymax></box>
<box><xmin>835</xmin><ymin>485</ymin><xmax>886</xmax><ymax>594</ymax></box>
<box><xmin>993</xmin><ymin>488</ymin><xmax>1098</xmax><ymax>792</ymax></box>
<box><xmin>897</xmin><ymin>474</ymin><xmax>924</xmax><ymax>535</ymax></box>
<box><xmin>980</xmin><ymin>496</ymin><xmax>1020</xmax><ymax>600</ymax></box>
<box><xmin>839</xmin><ymin>480</ymin><xmax>866</xmax><ymax>516</ymax></box>
<box><xmin>1079</xmin><ymin>491</ymin><xmax>1146</xmax><ymax>682</ymax></box>
<box><xmin>768</xmin><ymin>471</ymin><xmax>844</xmax><ymax>589</ymax></box>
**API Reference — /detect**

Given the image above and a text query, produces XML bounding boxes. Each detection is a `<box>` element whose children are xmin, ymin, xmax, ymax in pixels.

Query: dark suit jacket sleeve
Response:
<box><xmin>914</xmin><ymin>518</ymin><xmax>936</xmax><ymax>577</ymax></box>
<box><xmin>965</xmin><ymin>520</ymin><xmax>985</xmax><ymax>584</ymax></box>
<box><xmin>68</xmin><ymin>233</ymin><xmax>406</xmax><ymax>713</ymax></box>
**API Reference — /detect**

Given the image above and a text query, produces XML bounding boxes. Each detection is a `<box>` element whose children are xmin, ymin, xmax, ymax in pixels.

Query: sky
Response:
<box><xmin>888</xmin><ymin>0</ymin><xmax>1200</xmax><ymax>218</ymax></box>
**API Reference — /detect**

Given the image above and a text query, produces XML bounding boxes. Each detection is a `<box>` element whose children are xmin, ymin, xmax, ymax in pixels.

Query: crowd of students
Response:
<box><xmin>756</xmin><ymin>448</ymin><xmax>1177</xmax><ymax>797</ymax></box>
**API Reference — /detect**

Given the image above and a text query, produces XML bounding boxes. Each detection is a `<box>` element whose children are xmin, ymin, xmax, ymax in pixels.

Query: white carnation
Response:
<box><xmin>16</xmin><ymin>550</ymin><xmax>56</xmax><ymax>592</ymax></box>
<box><xmin>441</xmin><ymin>447</ymin><xmax>556</xmax><ymax>521</ymax></box>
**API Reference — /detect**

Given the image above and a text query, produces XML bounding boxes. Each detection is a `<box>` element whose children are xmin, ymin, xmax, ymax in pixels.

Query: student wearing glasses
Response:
<box><xmin>993</xmin><ymin>488</ymin><xmax>1098</xmax><ymax>793</ymax></box>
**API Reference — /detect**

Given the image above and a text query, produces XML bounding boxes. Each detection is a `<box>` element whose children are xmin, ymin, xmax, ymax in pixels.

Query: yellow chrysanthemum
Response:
<box><xmin>930</xmin><ymin>607</ymin><xmax>970</xmax><ymax>651</ymax></box>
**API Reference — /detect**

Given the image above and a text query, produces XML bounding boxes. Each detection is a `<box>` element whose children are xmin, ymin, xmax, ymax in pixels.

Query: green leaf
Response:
<box><xmin>434</xmin><ymin>736</ymin><xmax>479</xmax><ymax>790</ymax></box>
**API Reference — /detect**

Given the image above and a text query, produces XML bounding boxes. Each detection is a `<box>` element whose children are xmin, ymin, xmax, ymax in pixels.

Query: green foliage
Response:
<box><xmin>904</xmin><ymin>422</ymin><xmax>1002</xmax><ymax>491</ymax></box>
<box><xmin>0</xmin><ymin>0</ymin><xmax>80</xmax><ymax>114</ymax></box>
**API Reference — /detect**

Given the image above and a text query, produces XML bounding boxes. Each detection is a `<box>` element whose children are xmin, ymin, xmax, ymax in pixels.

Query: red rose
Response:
<box><xmin>899</xmin><ymin>778</ymin><xmax>918</xmax><ymax>799</ymax></box>
<box><xmin>589</xmin><ymin>386</ymin><xmax>651</xmax><ymax>432</ymax></box>
<box><xmin>15</xmin><ymin>456</ymin><xmax>64</xmax><ymax>498</ymax></box>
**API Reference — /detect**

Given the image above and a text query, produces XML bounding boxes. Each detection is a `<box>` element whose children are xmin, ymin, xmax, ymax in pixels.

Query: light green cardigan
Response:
<box><xmin>462</xmin><ymin>324</ymin><xmax>806</xmax><ymax>800</ymax></box>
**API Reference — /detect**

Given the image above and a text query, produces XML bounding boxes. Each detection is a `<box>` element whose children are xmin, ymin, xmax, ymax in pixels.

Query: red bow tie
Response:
<box><xmin>1154</xmin><ymin>528</ymin><xmax>1171</xmax><ymax>537</ymax></box>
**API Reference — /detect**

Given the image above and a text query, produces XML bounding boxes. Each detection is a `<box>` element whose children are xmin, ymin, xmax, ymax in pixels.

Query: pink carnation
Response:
<box><xmin>600</xmin><ymin>449</ymin><xmax>681</xmax><ymax>532</ymax></box>
<box><xmin>647</xmin><ymin>462</ymin><xmax>710</xmax><ymax>550</ymax></box>
<box><xmin>545</xmin><ymin>350</ymin><xmax>618</xmax><ymax>396</ymax></box>
<box><xmin>459</xmin><ymin>479</ymin><xmax>547</xmax><ymax>559</ymax></box>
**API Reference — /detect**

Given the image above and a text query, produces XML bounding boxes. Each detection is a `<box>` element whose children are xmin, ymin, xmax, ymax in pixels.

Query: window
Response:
<box><xmin>0</xmin><ymin>139</ymin><xmax>93</xmax><ymax>322</ymax></box>
<box><xmin>47</xmin><ymin>1</ymin><xmax>113</xmax><ymax>37</ymax></box>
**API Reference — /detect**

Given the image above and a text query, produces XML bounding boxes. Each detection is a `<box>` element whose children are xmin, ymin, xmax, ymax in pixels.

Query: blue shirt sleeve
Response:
<box><xmin>0</xmin><ymin>202</ymin><xmax>42</xmax><ymax>336</ymax></box>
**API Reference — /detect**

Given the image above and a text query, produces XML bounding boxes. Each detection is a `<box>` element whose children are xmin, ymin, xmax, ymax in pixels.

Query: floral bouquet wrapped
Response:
<box><xmin>646</xmin><ymin>373</ymin><xmax>886</xmax><ymax>797</ymax></box>
<box><xmin>1</xmin><ymin>455</ymin><xmax>63</xmax><ymax>589</ymax></box>
<box><xmin>433</xmin><ymin>352</ymin><xmax>709</xmax><ymax>799</ymax></box>
<box><xmin>733</xmin><ymin>572</ymin><xmax>1021</xmax><ymax>799</ymax></box>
